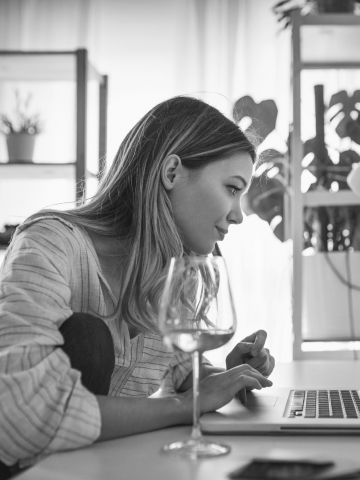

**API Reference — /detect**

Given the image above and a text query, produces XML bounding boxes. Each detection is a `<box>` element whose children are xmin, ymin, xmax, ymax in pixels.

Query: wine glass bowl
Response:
<box><xmin>158</xmin><ymin>255</ymin><xmax>237</xmax><ymax>458</ymax></box>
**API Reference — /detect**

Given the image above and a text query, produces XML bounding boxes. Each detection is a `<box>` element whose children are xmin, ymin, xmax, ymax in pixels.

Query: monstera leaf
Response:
<box><xmin>329</xmin><ymin>90</ymin><xmax>360</xmax><ymax>144</ymax></box>
<box><xmin>302</xmin><ymin>136</ymin><xmax>332</xmax><ymax>190</ymax></box>
<box><xmin>340</xmin><ymin>149</ymin><xmax>360</xmax><ymax>166</ymax></box>
<box><xmin>233</xmin><ymin>96</ymin><xmax>287</xmax><ymax>240</ymax></box>
<box><xmin>347</xmin><ymin>118</ymin><xmax>360</xmax><ymax>144</ymax></box>
<box><xmin>245</xmin><ymin>149</ymin><xmax>288</xmax><ymax>241</ymax></box>
<box><xmin>233</xmin><ymin>96</ymin><xmax>278</xmax><ymax>142</ymax></box>
<box><xmin>303</xmin><ymin>137</ymin><xmax>332</xmax><ymax>165</ymax></box>
<box><xmin>304</xmin><ymin>136</ymin><xmax>360</xmax><ymax>191</ymax></box>
<box><xmin>335</xmin><ymin>150</ymin><xmax>360</xmax><ymax>188</ymax></box>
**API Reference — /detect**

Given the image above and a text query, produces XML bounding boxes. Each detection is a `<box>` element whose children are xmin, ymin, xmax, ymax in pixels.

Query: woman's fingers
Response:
<box><xmin>225</xmin><ymin>341</ymin><xmax>275</xmax><ymax>379</ymax></box>
<box><xmin>224</xmin><ymin>364</ymin><xmax>273</xmax><ymax>389</ymax></box>
<box><xmin>237</xmin><ymin>371</ymin><xmax>272</xmax><ymax>389</ymax></box>
<box><xmin>228</xmin><ymin>365</ymin><xmax>273</xmax><ymax>404</ymax></box>
<box><xmin>246</xmin><ymin>348</ymin><xmax>275</xmax><ymax>377</ymax></box>
<box><xmin>197</xmin><ymin>365</ymin><xmax>273</xmax><ymax>414</ymax></box>
<box><xmin>240</xmin><ymin>329</ymin><xmax>267</xmax><ymax>356</ymax></box>
<box><xmin>237</xmin><ymin>375</ymin><xmax>264</xmax><ymax>391</ymax></box>
<box><xmin>228</xmin><ymin>365</ymin><xmax>272</xmax><ymax>403</ymax></box>
<box><xmin>265</xmin><ymin>354</ymin><xmax>275</xmax><ymax>376</ymax></box>
<box><xmin>227</xmin><ymin>363</ymin><xmax>259</xmax><ymax>374</ymax></box>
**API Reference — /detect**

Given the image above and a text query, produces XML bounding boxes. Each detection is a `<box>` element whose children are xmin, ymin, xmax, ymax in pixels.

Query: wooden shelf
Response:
<box><xmin>304</xmin><ymin>190</ymin><xmax>360</xmax><ymax>207</ymax></box>
<box><xmin>0</xmin><ymin>163</ymin><xmax>97</xmax><ymax>180</ymax></box>
<box><xmin>0</xmin><ymin>51</ymin><xmax>104</xmax><ymax>82</ymax></box>
<box><xmin>302</xmin><ymin>62</ymin><xmax>360</xmax><ymax>69</ymax></box>
<box><xmin>301</xmin><ymin>14</ymin><xmax>360</xmax><ymax>26</ymax></box>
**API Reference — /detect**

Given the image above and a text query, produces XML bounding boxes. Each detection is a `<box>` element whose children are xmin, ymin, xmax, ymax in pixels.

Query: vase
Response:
<box><xmin>302</xmin><ymin>252</ymin><xmax>360</xmax><ymax>341</ymax></box>
<box><xmin>6</xmin><ymin>133</ymin><xmax>37</xmax><ymax>163</ymax></box>
<box><xmin>313</xmin><ymin>0</ymin><xmax>355</xmax><ymax>13</ymax></box>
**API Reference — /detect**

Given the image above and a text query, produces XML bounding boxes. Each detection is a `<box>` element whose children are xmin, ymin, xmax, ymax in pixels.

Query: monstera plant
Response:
<box><xmin>329</xmin><ymin>90</ymin><xmax>360</xmax><ymax>144</ymax></box>
<box><xmin>233</xmin><ymin>87</ymin><xmax>360</xmax><ymax>250</ymax></box>
<box><xmin>273</xmin><ymin>0</ymin><xmax>360</xmax><ymax>30</ymax></box>
<box><xmin>233</xmin><ymin>95</ymin><xmax>290</xmax><ymax>242</ymax></box>
<box><xmin>302</xmin><ymin>86</ymin><xmax>360</xmax><ymax>252</ymax></box>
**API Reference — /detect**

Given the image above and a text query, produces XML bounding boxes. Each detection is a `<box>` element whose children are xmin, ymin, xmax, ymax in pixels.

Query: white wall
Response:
<box><xmin>0</xmin><ymin>0</ymin><xmax>293</xmax><ymax>361</ymax></box>
<box><xmin>0</xmin><ymin>0</ymin><xmax>291</xmax><ymax>169</ymax></box>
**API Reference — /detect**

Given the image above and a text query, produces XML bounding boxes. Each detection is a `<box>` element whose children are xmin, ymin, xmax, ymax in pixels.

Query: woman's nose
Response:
<box><xmin>228</xmin><ymin>201</ymin><xmax>244</xmax><ymax>225</ymax></box>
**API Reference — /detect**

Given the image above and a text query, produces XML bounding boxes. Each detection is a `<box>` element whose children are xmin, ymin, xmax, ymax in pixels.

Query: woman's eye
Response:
<box><xmin>228</xmin><ymin>186</ymin><xmax>242</xmax><ymax>197</ymax></box>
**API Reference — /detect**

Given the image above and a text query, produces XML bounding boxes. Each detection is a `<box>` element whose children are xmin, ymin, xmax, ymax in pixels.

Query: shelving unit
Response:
<box><xmin>290</xmin><ymin>10</ymin><xmax>360</xmax><ymax>359</ymax></box>
<box><xmin>0</xmin><ymin>163</ymin><xmax>95</xmax><ymax>180</ymax></box>
<box><xmin>0</xmin><ymin>49</ymin><xmax>108</xmax><ymax>206</ymax></box>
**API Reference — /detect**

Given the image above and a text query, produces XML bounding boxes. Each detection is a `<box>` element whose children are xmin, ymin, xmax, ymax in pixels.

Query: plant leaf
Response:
<box><xmin>329</xmin><ymin>90</ymin><xmax>360</xmax><ymax>142</ymax></box>
<box><xmin>233</xmin><ymin>96</ymin><xmax>278</xmax><ymax>143</ymax></box>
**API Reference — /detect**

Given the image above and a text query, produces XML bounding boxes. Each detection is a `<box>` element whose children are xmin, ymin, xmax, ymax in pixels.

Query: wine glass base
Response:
<box><xmin>161</xmin><ymin>437</ymin><xmax>231</xmax><ymax>458</ymax></box>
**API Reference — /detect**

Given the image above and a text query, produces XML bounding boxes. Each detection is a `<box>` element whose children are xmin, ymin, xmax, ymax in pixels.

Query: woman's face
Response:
<box><xmin>168</xmin><ymin>151</ymin><xmax>254</xmax><ymax>255</ymax></box>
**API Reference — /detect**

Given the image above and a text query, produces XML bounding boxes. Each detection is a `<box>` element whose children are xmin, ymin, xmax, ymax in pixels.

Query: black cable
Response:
<box><xmin>324</xmin><ymin>251</ymin><xmax>360</xmax><ymax>292</ymax></box>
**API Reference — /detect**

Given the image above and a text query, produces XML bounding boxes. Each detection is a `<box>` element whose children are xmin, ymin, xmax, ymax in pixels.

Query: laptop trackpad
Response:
<box><xmin>220</xmin><ymin>393</ymin><xmax>279</xmax><ymax>417</ymax></box>
<box><xmin>245</xmin><ymin>394</ymin><xmax>278</xmax><ymax>408</ymax></box>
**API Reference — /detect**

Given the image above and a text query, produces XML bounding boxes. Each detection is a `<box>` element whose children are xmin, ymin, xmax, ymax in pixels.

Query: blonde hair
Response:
<box><xmin>29</xmin><ymin>96</ymin><xmax>256</xmax><ymax>332</ymax></box>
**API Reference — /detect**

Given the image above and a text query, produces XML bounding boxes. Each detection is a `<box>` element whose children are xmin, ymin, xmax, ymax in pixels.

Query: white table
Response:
<box><xmin>18</xmin><ymin>361</ymin><xmax>360</xmax><ymax>480</ymax></box>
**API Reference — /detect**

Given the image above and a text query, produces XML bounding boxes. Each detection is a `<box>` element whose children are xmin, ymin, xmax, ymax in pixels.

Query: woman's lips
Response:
<box><xmin>216</xmin><ymin>227</ymin><xmax>228</xmax><ymax>240</ymax></box>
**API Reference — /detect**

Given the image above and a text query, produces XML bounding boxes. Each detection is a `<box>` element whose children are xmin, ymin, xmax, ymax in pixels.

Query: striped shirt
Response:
<box><xmin>0</xmin><ymin>216</ymin><xmax>210</xmax><ymax>468</ymax></box>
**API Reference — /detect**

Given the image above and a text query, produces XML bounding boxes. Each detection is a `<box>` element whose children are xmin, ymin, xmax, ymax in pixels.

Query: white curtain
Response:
<box><xmin>0</xmin><ymin>0</ymin><xmax>293</xmax><ymax>362</ymax></box>
<box><xmin>0</xmin><ymin>0</ymin><xmax>291</xmax><ymax>157</ymax></box>
<box><xmin>206</xmin><ymin>215</ymin><xmax>293</xmax><ymax>365</ymax></box>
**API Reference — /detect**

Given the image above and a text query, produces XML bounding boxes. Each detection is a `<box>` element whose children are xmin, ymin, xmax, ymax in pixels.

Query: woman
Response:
<box><xmin>0</xmin><ymin>96</ymin><xmax>274</xmax><ymax>475</ymax></box>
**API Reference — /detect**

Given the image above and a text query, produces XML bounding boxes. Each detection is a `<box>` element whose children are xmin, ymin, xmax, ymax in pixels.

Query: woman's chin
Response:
<box><xmin>187</xmin><ymin>242</ymin><xmax>216</xmax><ymax>256</ymax></box>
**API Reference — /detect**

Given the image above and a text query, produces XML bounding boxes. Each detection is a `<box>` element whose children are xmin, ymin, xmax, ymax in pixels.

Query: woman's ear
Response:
<box><xmin>161</xmin><ymin>154</ymin><xmax>182</xmax><ymax>191</ymax></box>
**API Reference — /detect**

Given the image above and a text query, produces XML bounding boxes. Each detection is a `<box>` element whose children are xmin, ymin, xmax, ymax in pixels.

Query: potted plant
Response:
<box><xmin>273</xmin><ymin>0</ymin><xmax>360</xmax><ymax>29</ymax></box>
<box><xmin>233</xmin><ymin>86</ymin><xmax>360</xmax><ymax>342</ymax></box>
<box><xmin>300</xmin><ymin>85</ymin><xmax>360</xmax><ymax>342</ymax></box>
<box><xmin>0</xmin><ymin>89</ymin><xmax>43</xmax><ymax>163</ymax></box>
<box><xmin>233</xmin><ymin>95</ymin><xmax>290</xmax><ymax>242</ymax></box>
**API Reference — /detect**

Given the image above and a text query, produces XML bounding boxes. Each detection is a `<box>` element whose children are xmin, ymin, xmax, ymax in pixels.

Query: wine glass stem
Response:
<box><xmin>191</xmin><ymin>350</ymin><xmax>202</xmax><ymax>441</ymax></box>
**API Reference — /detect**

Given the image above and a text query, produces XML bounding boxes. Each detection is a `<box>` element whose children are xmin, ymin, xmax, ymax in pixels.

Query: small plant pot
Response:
<box><xmin>303</xmin><ymin>252</ymin><xmax>360</xmax><ymax>341</ymax></box>
<box><xmin>314</xmin><ymin>0</ymin><xmax>355</xmax><ymax>13</ymax></box>
<box><xmin>6</xmin><ymin>133</ymin><xmax>37</xmax><ymax>163</ymax></box>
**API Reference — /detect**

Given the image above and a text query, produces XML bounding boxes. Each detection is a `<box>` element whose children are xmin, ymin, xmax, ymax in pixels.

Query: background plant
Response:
<box><xmin>303</xmin><ymin>86</ymin><xmax>360</xmax><ymax>252</ymax></box>
<box><xmin>233</xmin><ymin>95</ymin><xmax>290</xmax><ymax>242</ymax></box>
<box><xmin>233</xmin><ymin>86</ymin><xmax>360</xmax><ymax>251</ymax></box>
<box><xmin>0</xmin><ymin>89</ymin><xmax>43</xmax><ymax>135</ymax></box>
<box><xmin>273</xmin><ymin>0</ymin><xmax>360</xmax><ymax>30</ymax></box>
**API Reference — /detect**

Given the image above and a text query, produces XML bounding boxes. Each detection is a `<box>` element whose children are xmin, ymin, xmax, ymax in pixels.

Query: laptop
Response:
<box><xmin>200</xmin><ymin>387</ymin><xmax>360</xmax><ymax>435</ymax></box>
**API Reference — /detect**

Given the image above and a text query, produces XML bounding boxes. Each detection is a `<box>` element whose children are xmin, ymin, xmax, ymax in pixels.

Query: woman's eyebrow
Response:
<box><xmin>230</xmin><ymin>175</ymin><xmax>248</xmax><ymax>188</ymax></box>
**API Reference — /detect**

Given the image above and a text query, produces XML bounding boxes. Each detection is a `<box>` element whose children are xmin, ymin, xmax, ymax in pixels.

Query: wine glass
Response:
<box><xmin>158</xmin><ymin>255</ymin><xmax>236</xmax><ymax>458</ymax></box>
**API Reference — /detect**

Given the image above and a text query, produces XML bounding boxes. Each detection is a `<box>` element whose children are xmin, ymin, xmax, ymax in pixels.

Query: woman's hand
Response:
<box><xmin>226</xmin><ymin>330</ymin><xmax>275</xmax><ymax>377</ymax></box>
<box><xmin>180</xmin><ymin>364</ymin><xmax>272</xmax><ymax>415</ymax></box>
<box><xmin>225</xmin><ymin>330</ymin><xmax>275</xmax><ymax>403</ymax></box>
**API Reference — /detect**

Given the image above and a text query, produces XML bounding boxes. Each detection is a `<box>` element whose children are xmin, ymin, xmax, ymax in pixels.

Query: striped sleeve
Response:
<box><xmin>0</xmin><ymin>219</ymin><xmax>101</xmax><ymax>468</ymax></box>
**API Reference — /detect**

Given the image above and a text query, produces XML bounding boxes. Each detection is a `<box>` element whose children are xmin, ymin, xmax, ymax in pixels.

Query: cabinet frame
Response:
<box><xmin>0</xmin><ymin>49</ymin><xmax>108</xmax><ymax>201</ymax></box>
<box><xmin>290</xmin><ymin>10</ymin><xmax>360</xmax><ymax>359</ymax></box>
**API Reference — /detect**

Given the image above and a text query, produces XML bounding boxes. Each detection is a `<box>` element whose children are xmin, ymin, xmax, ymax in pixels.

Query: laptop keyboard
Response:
<box><xmin>288</xmin><ymin>390</ymin><xmax>360</xmax><ymax>419</ymax></box>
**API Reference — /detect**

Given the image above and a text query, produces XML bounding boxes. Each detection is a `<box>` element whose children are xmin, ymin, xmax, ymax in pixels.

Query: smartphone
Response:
<box><xmin>228</xmin><ymin>458</ymin><xmax>334</xmax><ymax>479</ymax></box>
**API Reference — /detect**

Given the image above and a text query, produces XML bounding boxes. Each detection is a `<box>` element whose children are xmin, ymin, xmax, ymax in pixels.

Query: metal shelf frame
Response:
<box><xmin>0</xmin><ymin>49</ymin><xmax>108</xmax><ymax>201</ymax></box>
<box><xmin>290</xmin><ymin>10</ymin><xmax>360</xmax><ymax>360</ymax></box>
<box><xmin>0</xmin><ymin>163</ymin><xmax>97</xmax><ymax>180</ymax></box>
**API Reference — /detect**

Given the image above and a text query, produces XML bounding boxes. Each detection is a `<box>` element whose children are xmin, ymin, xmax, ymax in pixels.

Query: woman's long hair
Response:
<box><xmin>29</xmin><ymin>96</ymin><xmax>256</xmax><ymax>332</ymax></box>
